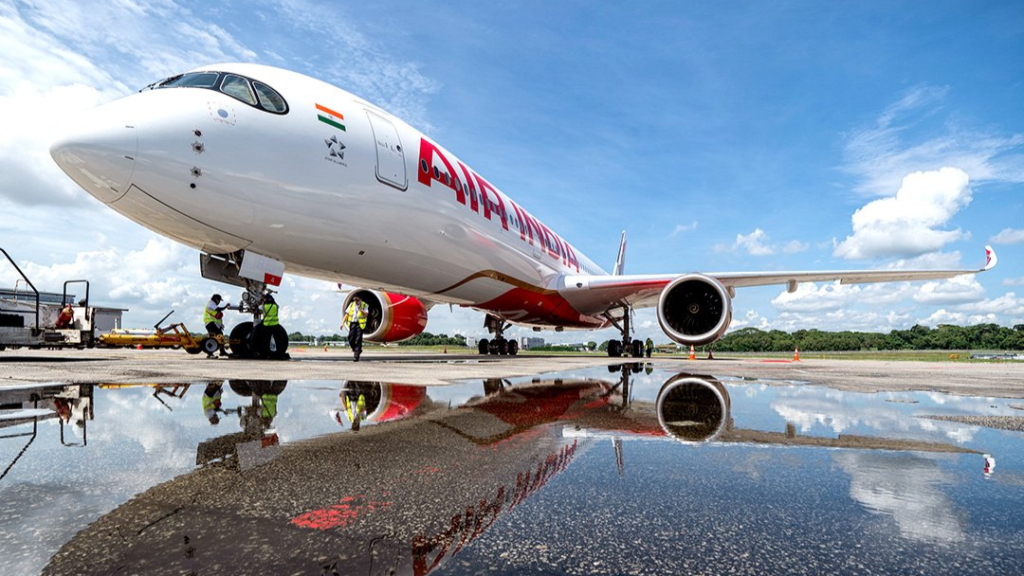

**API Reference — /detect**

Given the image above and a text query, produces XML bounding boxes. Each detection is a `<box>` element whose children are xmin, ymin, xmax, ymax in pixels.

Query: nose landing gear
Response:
<box><xmin>227</xmin><ymin>280</ymin><xmax>289</xmax><ymax>360</ymax></box>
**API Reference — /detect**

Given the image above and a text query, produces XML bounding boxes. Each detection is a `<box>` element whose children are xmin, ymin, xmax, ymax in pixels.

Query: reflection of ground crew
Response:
<box><xmin>55</xmin><ymin>304</ymin><xmax>75</xmax><ymax>329</ymax></box>
<box><xmin>645</xmin><ymin>338</ymin><xmax>654</xmax><ymax>358</ymax></box>
<box><xmin>202</xmin><ymin>383</ymin><xmax>224</xmax><ymax>425</ymax></box>
<box><xmin>260</xmin><ymin>393</ymin><xmax>278</xmax><ymax>425</ymax></box>
<box><xmin>343</xmin><ymin>392</ymin><xmax>367</xmax><ymax>431</ymax></box>
<box><xmin>341</xmin><ymin>296</ymin><xmax>369</xmax><ymax>362</ymax></box>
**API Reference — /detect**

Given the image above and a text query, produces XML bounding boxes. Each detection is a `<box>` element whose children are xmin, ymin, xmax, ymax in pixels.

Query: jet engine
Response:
<box><xmin>656</xmin><ymin>374</ymin><xmax>731</xmax><ymax>442</ymax></box>
<box><xmin>656</xmin><ymin>273</ymin><xmax>732</xmax><ymax>346</ymax></box>
<box><xmin>342</xmin><ymin>290</ymin><xmax>429</xmax><ymax>343</ymax></box>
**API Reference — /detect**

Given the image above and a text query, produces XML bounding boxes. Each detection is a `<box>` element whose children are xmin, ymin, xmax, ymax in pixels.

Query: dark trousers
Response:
<box><xmin>347</xmin><ymin>322</ymin><xmax>364</xmax><ymax>357</ymax></box>
<box><xmin>206</xmin><ymin>322</ymin><xmax>224</xmax><ymax>336</ymax></box>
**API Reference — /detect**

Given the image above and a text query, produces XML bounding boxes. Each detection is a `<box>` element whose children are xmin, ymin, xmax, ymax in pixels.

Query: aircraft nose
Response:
<box><xmin>50</xmin><ymin>101</ymin><xmax>138</xmax><ymax>203</ymax></box>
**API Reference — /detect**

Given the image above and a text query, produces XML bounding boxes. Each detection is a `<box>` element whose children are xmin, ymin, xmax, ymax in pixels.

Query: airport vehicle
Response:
<box><xmin>99</xmin><ymin>310</ymin><xmax>263</xmax><ymax>358</ymax></box>
<box><xmin>49</xmin><ymin>64</ymin><xmax>999</xmax><ymax>358</ymax></box>
<box><xmin>0</xmin><ymin>248</ymin><xmax>97</xmax><ymax>351</ymax></box>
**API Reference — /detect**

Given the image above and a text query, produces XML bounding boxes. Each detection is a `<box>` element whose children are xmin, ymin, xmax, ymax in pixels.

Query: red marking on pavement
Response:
<box><xmin>290</xmin><ymin>496</ymin><xmax>391</xmax><ymax>531</ymax></box>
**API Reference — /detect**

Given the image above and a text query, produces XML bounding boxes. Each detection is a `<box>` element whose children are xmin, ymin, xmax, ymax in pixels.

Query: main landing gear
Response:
<box><xmin>477</xmin><ymin>315</ymin><xmax>519</xmax><ymax>356</ymax></box>
<box><xmin>605</xmin><ymin>306</ymin><xmax>643</xmax><ymax>358</ymax></box>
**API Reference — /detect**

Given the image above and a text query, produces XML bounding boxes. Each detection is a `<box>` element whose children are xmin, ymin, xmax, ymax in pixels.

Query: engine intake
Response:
<box><xmin>656</xmin><ymin>274</ymin><xmax>732</xmax><ymax>346</ymax></box>
<box><xmin>343</xmin><ymin>290</ymin><xmax>428</xmax><ymax>343</ymax></box>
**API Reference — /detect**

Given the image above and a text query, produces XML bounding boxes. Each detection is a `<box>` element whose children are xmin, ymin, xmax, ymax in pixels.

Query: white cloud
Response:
<box><xmin>715</xmin><ymin>228</ymin><xmax>808</xmax><ymax>257</ymax></box>
<box><xmin>833</xmin><ymin>167</ymin><xmax>972</xmax><ymax>260</ymax></box>
<box><xmin>669</xmin><ymin>221</ymin><xmax>698</xmax><ymax>237</ymax></box>
<box><xmin>771</xmin><ymin>281</ymin><xmax>918</xmax><ymax>314</ymax></box>
<box><xmin>953</xmin><ymin>292</ymin><xmax>1024</xmax><ymax>317</ymax></box>
<box><xmin>781</xmin><ymin>240</ymin><xmax>809</xmax><ymax>254</ymax></box>
<box><xmin>1003</xmin><ymin>277</ymin><xmax>1024</xmax><ymax>287</ymax></box>
<box><xmin>843</xmin><ymin>85</ymin><xmax>1024</xmax><ymax>197</ymax></box>
<box><xmin>912</xmin><ymin>275</ymin><xmax>985</xmax><ymax>306</ymax></box>
<box><xmin>990</xmin><ymin>228</ymin><xmax>1024</xmax><ymax>245</ymax></box>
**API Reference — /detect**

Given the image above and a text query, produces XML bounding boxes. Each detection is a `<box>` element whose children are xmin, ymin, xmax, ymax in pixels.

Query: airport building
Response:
<box><xmin>0</xmin><ymin>287</ymin><xmax>127</xmax><ymax>333</ymax></box>
<box><xmin>520</xmin><ymin>337</ymin><xmax>545</xmax><ymax>350</ymax></box>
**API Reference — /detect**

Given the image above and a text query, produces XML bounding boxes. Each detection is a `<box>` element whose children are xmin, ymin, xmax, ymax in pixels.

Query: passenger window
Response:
<box><xmin>253</xmin><ymin>82</ymin><xmax>288</xmax><ymax>113</ymax></box>
<box><xmin>221</xmin><ymin>75</ymin><xmax>256</xmax><ymax>105</ymax></box>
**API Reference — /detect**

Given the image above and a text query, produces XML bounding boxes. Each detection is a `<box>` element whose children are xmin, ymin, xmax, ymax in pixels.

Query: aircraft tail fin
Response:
<box><xmin>613</xmin><ymin>231</ymin><xmax>627</xmax><ymax>276</ymax></box>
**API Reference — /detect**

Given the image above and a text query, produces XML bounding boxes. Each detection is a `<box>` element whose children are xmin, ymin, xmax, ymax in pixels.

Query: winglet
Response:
<box><xmin>983</xmin><ymin>245</ymin><xmax>998</xmax><ymax>271</ymax></box>
<box><xmin>613</xmin><ymin>231</ymin><xmax>627</xmax><ymax>276</ymax></box>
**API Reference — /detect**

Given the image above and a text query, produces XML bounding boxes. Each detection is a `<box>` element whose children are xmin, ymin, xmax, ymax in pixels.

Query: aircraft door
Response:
<box><xmin>366</xmin><ymin>111</ymin><xmax>408</xmax><ymax>191</ymax></box>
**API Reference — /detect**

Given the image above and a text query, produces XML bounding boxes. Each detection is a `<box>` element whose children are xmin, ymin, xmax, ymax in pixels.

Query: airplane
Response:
<box><xmin>49</xmin><ymin>63</ymin><xmax>999</xmax><ymax>359</ymax></box>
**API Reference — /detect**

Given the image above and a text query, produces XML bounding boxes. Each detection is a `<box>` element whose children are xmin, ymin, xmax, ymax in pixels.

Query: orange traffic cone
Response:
<box><xmin>324</xmin><ymin>345</ymin><xmax>328</xmax><ymax>352</ymax></box>
<box><xmin>793</xmin><ymin>346</ymin><xmax>800</xmax><ymax>361</ymax></box>
<box><xmin>443</xmin><ymin>346</ymin><xmax>448</xmax><ymax>354</ymax></box>
<box><xmin>688</xmin><ymin>345</ymin><xmax>696</xmax><ymax>361</ymax></box>
<box><xmin>136</xmin><ymin>344</ymin><xmax>143</xmax><ymax>350</ymax></box>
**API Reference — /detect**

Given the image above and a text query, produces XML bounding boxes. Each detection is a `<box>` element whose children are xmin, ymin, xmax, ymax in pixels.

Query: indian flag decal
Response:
<box><xmin>316</xmin><ymin>103</ymin><xmax>346</xmax><ymax>131</ymax></box>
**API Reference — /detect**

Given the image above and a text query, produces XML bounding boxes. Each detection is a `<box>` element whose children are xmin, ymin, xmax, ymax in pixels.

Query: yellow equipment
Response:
<box><xmin>99</xmin><ymin>311</ymin><xmax>229</xmax><ymax>356</ymax></box>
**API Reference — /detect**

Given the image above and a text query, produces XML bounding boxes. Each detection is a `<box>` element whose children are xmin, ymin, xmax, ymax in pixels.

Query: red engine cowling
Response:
<box><xmin>656</xmin><ymin>273</ymin><xmax>733</xmax><ymax>346</ymax></box>
<box><xmin>343</xmin><ymin>290</ymin><xmax>428</xmax><ymax>343</ymax></box>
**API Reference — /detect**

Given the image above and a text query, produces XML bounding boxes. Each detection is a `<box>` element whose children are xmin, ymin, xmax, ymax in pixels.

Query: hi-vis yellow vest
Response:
<box><xmin>263</xmin><ymin>303</ymin><xmax>279</xmax><ymax>326</ymax></box>
<box><xmin>204</xmin><ymin>304</ymin><xmax>221</xmax><ymax>325</ymax></box>
<box><xmin>346</xmin><ymin>302</ymin><xmax>368</xmax><ymax>329</ymax></box>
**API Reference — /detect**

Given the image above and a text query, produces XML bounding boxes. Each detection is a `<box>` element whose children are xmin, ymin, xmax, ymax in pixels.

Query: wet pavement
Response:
<box><xmin>1</xmin><ymin>365</ymin><xmax>1023</xmax><ymax>575</ymax></box>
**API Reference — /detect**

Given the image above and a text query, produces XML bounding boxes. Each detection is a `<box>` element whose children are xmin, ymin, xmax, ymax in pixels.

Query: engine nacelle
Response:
<box><xmin>343</xmin><ymin>290</ymin><xmax>428</xmax><ymax>343</ymax></box>
<box><xmin>656</xmin><ymin>374</ymin><xmax>731</xmax><ymax>443</ymax></box>
<box><xmin>656</xmin><ymin>273</ymin><xmax>733</xmax><ymax>346</ymax></box>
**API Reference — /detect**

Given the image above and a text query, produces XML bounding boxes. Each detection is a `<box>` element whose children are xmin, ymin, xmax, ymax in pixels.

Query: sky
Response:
<box><xmin>1</xmin><ymin>0</ymin><xmax>1023</xmax><ymax>344</ymax></box>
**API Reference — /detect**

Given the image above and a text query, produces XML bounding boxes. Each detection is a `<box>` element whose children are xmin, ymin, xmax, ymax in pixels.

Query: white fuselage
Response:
<box><xmin>52</xmin><ymin>63</ymin><xmax>609</xmax><ymax>329</ymax></box>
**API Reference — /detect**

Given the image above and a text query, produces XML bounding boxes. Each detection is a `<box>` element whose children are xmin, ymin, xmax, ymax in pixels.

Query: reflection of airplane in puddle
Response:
<box><xmin>45</xmin><ymin>368</ymin><xmax>986</xmax><ymax>575</ymax></box>
<box><xmin>1</xmin><ymin>384</ymin><xmax>93</xmax><ymax>481</ymax></box>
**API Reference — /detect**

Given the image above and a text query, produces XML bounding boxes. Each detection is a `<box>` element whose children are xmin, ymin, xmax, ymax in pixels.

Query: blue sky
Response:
<box><xmin>1</xmin><ymin>0</ymin><xmax>1023</xmax><ymax>342</ymax></box>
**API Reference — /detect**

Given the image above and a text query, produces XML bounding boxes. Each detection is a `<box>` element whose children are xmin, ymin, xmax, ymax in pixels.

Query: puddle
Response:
<box><xmin>2</xmin><ymin>366</ymin><xmax>1023</xmax><ymax>574</ymax></box>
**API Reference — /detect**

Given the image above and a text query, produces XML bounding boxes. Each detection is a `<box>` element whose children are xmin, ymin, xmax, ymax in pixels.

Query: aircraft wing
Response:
<box><xmin>561</xmin><ymin>246</ymin><xmax>998</xmax><ymax>313</ymax></box>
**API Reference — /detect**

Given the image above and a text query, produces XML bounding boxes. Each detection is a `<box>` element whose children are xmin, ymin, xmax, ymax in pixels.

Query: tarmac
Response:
<box><xmin>2</xmin><ymin>347</ymin><xmax>1023</xmax><ymax>397</ymax></box>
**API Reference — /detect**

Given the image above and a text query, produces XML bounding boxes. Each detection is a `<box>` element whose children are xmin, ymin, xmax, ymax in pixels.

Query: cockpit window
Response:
<box><xmin>142</xmin><ymin>71</ymin><xmax>289</xmax><ymax>115</ymax></box>
<box><xmin>253</xmin><ymin>82</ymin><xmax>288</xmax><ymax>113</ymax></box>
<box><xmin>159</xmin><ymin>72</ymin><xmax>219</xmax><ymax>89</ymax></box>
<box><xmin>220</xmin><ymin>74</ymin><xmax>256</xmax><ymax>105</ymax></box>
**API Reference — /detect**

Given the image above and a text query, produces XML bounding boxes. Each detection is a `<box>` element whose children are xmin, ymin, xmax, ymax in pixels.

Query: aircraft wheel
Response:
<box><xmin>229</xmin><ymin>322</ymin><xmax>254</xmax><ymax>358</ymax></box>
<box><xmin>607</xmin><ymin>340</ymin><xmax>622</xmax><ymax>357</ymax></box>
<box><xmin>488</xmin><ymin>340</ymin><xmax>500</xmax><ymax>355</ymax></box>
<box><xmin>507</xmin><ymin>340</ymin><xmax>519</xmax><ymax>356</ymax></box>
<box><xmin>631</xmin><ymin>339</ymin><xmax>644</xmax><ymax>358</ymax></box>
<box><xmin>200</xmin><ymin>336</ymin><xmax>221</xmax><ymax>356</ymax></box>
<box><xmin>254</xmin><ymin>324</ymin><xmax>289</xmax><ymax>360</ymax></box>
<box><xmin>478</xmin><ymin>338</ymin><xmax>490</xmax><ymax>355</ymax></box>
<box><xmin>497</xmin><ymin>338</ymin><xmax>509</xmax><ymax>355</ymax></box>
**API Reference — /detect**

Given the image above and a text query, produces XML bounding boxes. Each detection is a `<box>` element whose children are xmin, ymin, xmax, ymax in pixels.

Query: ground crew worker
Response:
<box><xmin>645</xmin><ymin>337</ymin><xmax>654</xmax><ymax>358</ymax></box>
<box><xmin>204</xmin><ymin>294</ymin><xmax>230</xmax><ymax>336</ymax></box>
<box><xmin>204</xmin><ymin>294</ymin><xmax>231</xmax><ymax>358</ymax></box>
<box><xmin>55</xmin><ymin>303</ymin><xmax>74</xmax><ymax>329</ymax></box>
<box><xmin>262</xmin><ymin>294</ymin><xmax>279</xmax><ymax>327</ymax></box>
<box><xmin>341</xmin><ymin>295</ymin><xmax>369</xmax><ymax>361</ymax></box>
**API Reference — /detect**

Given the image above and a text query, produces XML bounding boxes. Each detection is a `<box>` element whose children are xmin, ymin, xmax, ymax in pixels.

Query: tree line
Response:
<box><xmin>712</xmin><ymin>324</ymin><xmax>1024</xmax><ymax>352</ymax></box>
<box><xmin>287</xmin><ymin>331</ymin><xmax>467</xmax><ymax>347</ymax></box>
